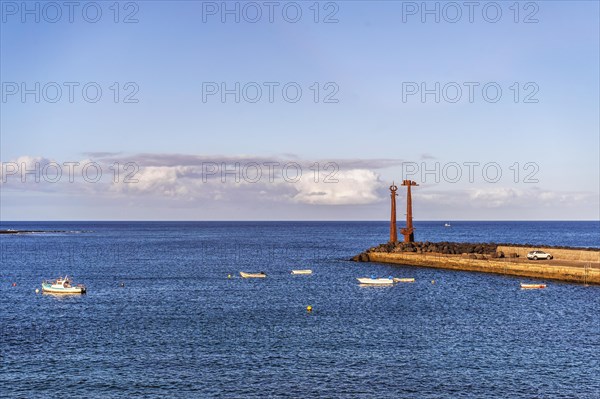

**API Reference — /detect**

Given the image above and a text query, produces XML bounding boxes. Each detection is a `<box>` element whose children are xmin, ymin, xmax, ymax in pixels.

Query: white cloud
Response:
<box><xmin>120</xmin><ymin>166</ymin><xmax>189</xmax><ymax>197</ymax></box>
<box><xmin>292</xmin><ymin>169</ymin><xmax>383</xmax><ymax>205</ymax></box>
<box><xmin>1</xmin><ymin>156</ymin><xmax>55</xmax><ymax>188</ymax></box>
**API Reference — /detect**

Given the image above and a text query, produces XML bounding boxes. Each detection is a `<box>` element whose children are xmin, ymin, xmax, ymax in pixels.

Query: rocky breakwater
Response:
<box><xmin>352</xmin><ymin>241</ymin><xmax>510</xmax><ymax>262</ymax></box>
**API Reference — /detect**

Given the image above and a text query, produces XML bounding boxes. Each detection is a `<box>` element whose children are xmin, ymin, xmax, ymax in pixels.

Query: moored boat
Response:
<box><xmin>520</xmin><ymin>283</ymin><xmax>547</xmax><ymax>289</ymax></box>
<box><xmin>357</xmin><ymin>277</ymin><xmax>395</xmax><ymax>285</ymax></box>
<box><xmin>41</xmin><ymin>276</ymin><xmax>86</xmax><ymax>294</ymax></box>
<box><xmin>240</xmin><ymin>271</ymin><xmax>267</xmax><ymax>278</ymax></box>
<box><xmin>291</xmin><ymin>269</ymin><xmax>313</xmax><ymax>275</ymax></box>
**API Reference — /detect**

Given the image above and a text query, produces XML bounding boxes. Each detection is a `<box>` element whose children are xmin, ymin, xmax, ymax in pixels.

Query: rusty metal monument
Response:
<box><xmin>400</xmin><ymin>180</ymin><xmax>418</xmax><ymax>243</ymax></box>
<box><xmin>389</xmin><ymin>183</ymin><xmax>398</xmax><ymax>243</ymax></box>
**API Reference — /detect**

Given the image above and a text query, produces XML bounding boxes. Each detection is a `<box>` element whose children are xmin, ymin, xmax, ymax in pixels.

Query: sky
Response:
<box><xmin>0</xmin><ymin>0</ymin><xmax>599</xmax><ymax>220</ymax></box>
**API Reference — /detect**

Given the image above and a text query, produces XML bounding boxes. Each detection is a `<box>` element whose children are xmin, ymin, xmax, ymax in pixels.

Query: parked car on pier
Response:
<box><xmin>527</xmin><ymin>250</ymin><xmax>553</xmax><ymax>260</ymax></box>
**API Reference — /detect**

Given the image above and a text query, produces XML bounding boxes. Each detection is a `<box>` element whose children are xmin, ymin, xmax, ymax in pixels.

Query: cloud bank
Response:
<box><xmin>2</xmin><ymin>153</ymin><xmax>598</xmax><ymax>220</ymax></box>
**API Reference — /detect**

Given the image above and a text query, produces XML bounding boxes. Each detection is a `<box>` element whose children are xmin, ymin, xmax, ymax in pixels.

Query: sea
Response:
<box><xmin>1</xmin><ymin>221</ymin><xmax>599</xmax><ymax>398</ymax></box>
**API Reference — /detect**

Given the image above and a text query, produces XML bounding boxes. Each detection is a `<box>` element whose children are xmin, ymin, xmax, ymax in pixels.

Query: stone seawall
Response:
<box><xmin>364</xmin><ymin>252</ymin><xmax>600</xmax><ymax>285</ymax></box>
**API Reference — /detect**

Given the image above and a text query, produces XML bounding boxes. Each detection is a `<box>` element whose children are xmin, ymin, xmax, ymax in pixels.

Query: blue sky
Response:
<box><xmin>1</xmin><ymin>1</ymin><xmax>598</xmax><ymax>220</ymax></box>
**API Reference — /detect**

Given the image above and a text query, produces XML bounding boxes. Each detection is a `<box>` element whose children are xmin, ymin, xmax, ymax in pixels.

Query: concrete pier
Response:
<box><xmin>355</xmin><ymin>244</ymin><xmax>600</xmax><ymax>285</ymax></box>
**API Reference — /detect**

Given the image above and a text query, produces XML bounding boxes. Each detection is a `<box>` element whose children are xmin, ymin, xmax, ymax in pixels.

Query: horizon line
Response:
<box><xmin>1</xmin><ymin>219</ymin><xmax>599</xmax><ymax>223</ymax></box>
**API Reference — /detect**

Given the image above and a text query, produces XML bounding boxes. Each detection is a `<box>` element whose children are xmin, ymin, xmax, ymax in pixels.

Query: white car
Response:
<box><xmin>527</xmin><ymin>250</ymin><xmax>553</xmax><ymax>260</ymax></box>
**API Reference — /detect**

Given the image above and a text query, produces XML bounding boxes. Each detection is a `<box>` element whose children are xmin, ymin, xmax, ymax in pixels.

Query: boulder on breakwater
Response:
<box><xmin>352</xmin><ymin>241</ymin><xmax>502</xmax><ymax>262</ymax></box>
<box><xmin>351</xmin><ymin>241</ymin><xmax>600</xmax><ymax>262</ymax></box>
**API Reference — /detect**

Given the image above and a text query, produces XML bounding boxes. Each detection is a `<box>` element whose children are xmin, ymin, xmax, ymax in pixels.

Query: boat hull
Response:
<box><xmin>240</xmin><ymin>272</ymin><xmax>266</xmax><ymax>278</ymax></box>
<box><xmin>393</xmin><ymin>278</ymin><xmax>415</xmax><ymax>283</ymax></box>
<box><xmin>357</xmin><ymin>278</ymin><xmax>395</xmax><ymax>285</ymax></box>
<box><xmin>41</xmin><ymin>284</ymin><xmax>86</xmax><ymax>294</ymax></box>
<box><xmin>291</xmin><ymin>269</ymin><xmax>313</xmax><ymax>275</ymax></box>
<box><xmin>520</xmin><ymin>283</ymin><xmax>546</xmax><ymax>289</ymax></box>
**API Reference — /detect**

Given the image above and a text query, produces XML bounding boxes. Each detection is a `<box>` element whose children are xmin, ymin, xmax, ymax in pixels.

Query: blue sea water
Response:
<box><xmin>1</xmin><ymin>221</ymin><xmax>599</xmax><ymax>398</ymax></box>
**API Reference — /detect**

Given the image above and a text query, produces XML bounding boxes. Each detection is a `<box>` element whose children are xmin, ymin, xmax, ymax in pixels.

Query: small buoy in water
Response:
<box><xmin>120</xmin><ymin>282</ymin><xmax>125</xmax><ymax>287</ymax></box>
<box><xmin>12</xmin><ymin>282</ymin><xmax>16</xmax><ymax>287</ymax></box>
<box><xmin>227</xmin><ymin>274</ymin><xmax>232</xmax><ymax>279</ymax></box>
<box><xmin>431</xmin><ymin>280</ymin><xmax>435</xmax><ymax>284</ymax></box>
<box><xmin>35</xmin><ymin>288</ymin><xmax>39</xmax><ymax>294</ymax></box>
<box><xmin>306</xmin><ymin>305</ymin><xmax>313</xmax><ymax>312</ymax></box>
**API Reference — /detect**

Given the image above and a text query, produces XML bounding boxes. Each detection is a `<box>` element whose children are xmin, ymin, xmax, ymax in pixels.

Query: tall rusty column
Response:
<box><xmin>389</xmin><ymin>183</ymin><xmax>398</xmax><ymax>243</ymax></box>
<box><xmin>400</xmin><ymin>180</ymin><xmax>418</xmax><ymax>243</ymax></box>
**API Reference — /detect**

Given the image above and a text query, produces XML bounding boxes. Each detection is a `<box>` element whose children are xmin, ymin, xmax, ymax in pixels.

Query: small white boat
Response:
<box><xmin>444</xmin><ymin>223</ymin><xmax>451</xmax><ymax>227</ymax></box>
<box><xmin>240</xmin><ymin>272</ymin><xmax>266</xmax><ymax>278</ymax></box>
<box><xmin>291</xmin><ymin>269</ymin><xmax>313</xmax><ymax>275</ymax></box>
<box><xmin>41</xmin><ymin>276</ymin><xmax>86</xmax><ymax>294</ymax></box>
<box><xmin>393</xmin><ymin>278</ymin><xmax>415</xmax><ymax>283</ymax></box>
<box><xmin>520</xmin><ymin>283</ymin><xmax>547</xmax><ymax>289</ymax></box>
<box><xmin>357</xmin><ymin>277</ymin><xmax>395</xmax><ymax>285</ymax></box>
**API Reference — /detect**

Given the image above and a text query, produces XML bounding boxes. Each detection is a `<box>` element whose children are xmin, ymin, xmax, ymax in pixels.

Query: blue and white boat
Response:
<box><xmin>41</xmin><ymin>276</ymin><xmax>86</xmax><ymax>294</ymax></box>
